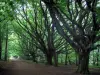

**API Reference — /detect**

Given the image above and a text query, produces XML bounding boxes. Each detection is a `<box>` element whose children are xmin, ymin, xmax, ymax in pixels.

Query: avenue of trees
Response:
<box><xmin>0</xmin><ymin>0</ymin><xmax>100</xmax><ymax>74</ymax></box>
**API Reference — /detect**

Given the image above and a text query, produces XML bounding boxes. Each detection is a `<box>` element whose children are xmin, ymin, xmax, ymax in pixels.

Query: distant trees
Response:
<box><xmin>10</xmin><ymin>0</ymin><xmax>66</xmax><ymax>66</ymax></box>
<box><xmin>0</xmin><ymin>1</ymin><xmax>14</xmax><ymax>60</ymax></box>
<box><xmin>0</xmin><ymin>24</ymin><xmax>2</xmax><ymax>60</ymax></box>
<box><xmin>0</xmin><ymin>2</ymin><xmax>4</xmax><ymax>59</ymax></box>
<box><xmin>0</xmin><ymin>1</ymin><xmax>8</xmax><ymax>60</ymax></box>
<box><xmin>90</xmin><ymin>46</ymin><xmax>100</xmax><ymax>66</ymax></box>
<box><xmin>4</xmin><ymin>24</ymin><xmax>8</xmax><ymax>61</ymax></box>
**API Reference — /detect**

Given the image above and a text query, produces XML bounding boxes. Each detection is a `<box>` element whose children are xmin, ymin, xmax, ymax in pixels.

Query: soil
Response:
<box><xmin>0</xmin><ymin>60</ymin><xmax>100</xmax><ymax>75</ymax></box>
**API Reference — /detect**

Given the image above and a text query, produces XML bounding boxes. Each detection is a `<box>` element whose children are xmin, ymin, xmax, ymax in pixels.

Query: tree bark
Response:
<box><xmin>4</xmin><ymin>36</ymin><xmax>8</xmax><ymax>61</ymax></box>
<box><xmin>46</xmin><ymin>54</ymin><xmax>53</xmax><ymax>65</ymax></box>
<box><xmin>4</xmin><ymin>26</ymin><xmax>8</xmax><ymax>61</ymax></box>
<box><xmin>75</xmin><ymin>53</ymin><xmax>78</xmax><ymax>66</ymax></box>
<box><xmin>60</xmin><ymin>54</ymin><xmax>63</xmax><ymax>63</ymax></box>
<box><xmin>31</xmin><ymin>53</ymin><xmax>37</xmax><ymax>63</ymax></box>
<box><xmin>96</xmin><ymin>48</ymin><xmax>99</xmax><ymax>66</ymax></box>
<box><xmin>76</xmin><ymin>52</ymin><xmax>90</xmax><ymax>74</ymax></box>
<box><xmin>93</xmin><ymin>50</ymin><xmax>95</xmax><ymax>65</ymax></box>
<box><xmin>32</xmin><ymin>57</ymin><xmax>37</xmax><ymax>63</ymax></box>
<box><xmin>53</xmin><ymin>51</ymin><xmax>58</xmax><ymax>66</ymax></box>
<box><xmin>0</xmin><ymin>41</ymin><xmax>2</xmax><ymax>60</ymax></box>
<box><xmin>68</xmin><ymin>56</ymin><xmax>71</xmax><ymax>65</ymax></box>
<box><xmin>65</xmin><ymin>52</ymin><xmax>68</xmax><ymax>65</ymax></box>
<box><xmin>0</xmin><ymin>27</ymin><xmax>2</xmax><ymax>60</ymax></box>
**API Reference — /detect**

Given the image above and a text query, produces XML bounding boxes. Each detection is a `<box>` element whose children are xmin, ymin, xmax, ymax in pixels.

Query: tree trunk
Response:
<box><xmin>46</xmin><ymin>54</ymin><xmax>53</xmax><ymax>65</ymax></box>
<box><xmin>31</xmin><ymin>54</ymin><xmax>37</xmax><ymax>63</ymax></box>
<box><xmin>32</xmin><ymin>57</ymin><xmax>37</xmax><ymax>63</ymax></box>
<box><xmin>0</xmin><ymin>42</ymin><xmax>2</xmax><ymax>60</ymax></box>
<box><xmin>60</xmin><ymin>54</ymin><xmax>63</xmax><ymax>63</ymax></box>
<box><xmin>4</xmin><ymin>37</ymin><xmax>8</xmax><ymax>61</ymax></box>
<box><xmin>0</xmin><ymin>26</ymin><xmax>2</xmax><ymax>60</ymax></box>
<box><xmin>76</xmin><ymin>52</ymin><xmax>90</xmax><ymax>74</ymax></box>
<box><xmin>65</xmin><ymin>52</ymin><xmax>68</xmax><ymax>65</ymax></box>
<box><xmin>4</xmin><ymin>27</ymin><xmax>8</xmax><ymax>61</ymax></box>
<box><xmin>68</xmin><ymin>56</ymin><xmax>71</xmax><ymax>65</ymax></box>
<box><xmin>93</xmin><ymin>50</ymin><xmax>95</xmax><ymax>65</ymax></box>
<box><xmin>75</xmin><ymin>53</ymin><xmax>78</xmax><ymax>66</ymax></box>
<box><xmin>96</xmin><ymin>48</ymin><xmax>99</xmax><ymax>66</ymax></box>
<box><xmin>53</xmin><ymin>51</ymin><xmax>58</xmax><ymax>66</ymax></box>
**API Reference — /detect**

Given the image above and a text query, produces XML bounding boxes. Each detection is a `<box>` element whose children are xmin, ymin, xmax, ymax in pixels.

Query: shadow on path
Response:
<box><xmin>0</xmin><ymin>60</ymin><xmax>100</xmax><ymax>75</ymax></box>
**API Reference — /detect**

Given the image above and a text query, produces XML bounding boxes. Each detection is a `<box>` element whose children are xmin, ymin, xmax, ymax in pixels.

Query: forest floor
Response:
<box><xmin>0</xmin><ymin>60</ymin><xmax>100</xmax><ymax>75</ymax></box>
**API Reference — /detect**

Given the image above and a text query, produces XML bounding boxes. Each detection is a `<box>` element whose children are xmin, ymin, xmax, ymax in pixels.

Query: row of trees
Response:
<box><xmin>41</xmin><ymin>0</ymin><xmax>100</xmax><ymax>73</ymax></box>
<box><xmin>0</xmin><ymin>0</ymin><xmax>100</xmax><ymax>74</ymax></box>
<box><xmin>12</xmin><ymin>0</ymin><xmax>67</xmax><ymax>66</ymax></box>
<box><xmin>0</xmin><ymin>1</ymin><xmax>22</xmax><ymax>60</ymax></box>
<box><xmin>0</xmin><ymin>1</ymin><xmax>10</xmax><ymax>60</ymax></box>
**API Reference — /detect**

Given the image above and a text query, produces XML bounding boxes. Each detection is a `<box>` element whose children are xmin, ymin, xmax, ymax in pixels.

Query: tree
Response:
<box><xmin>0</xmin><ymin>24</ymin><xmax>2</xmax><ymax>60</ymax></box>
<box><xmin>4</xmin><ymin>24</ymin><xmax>8</xmax><ymax>61</ymax></box>
<box><xmin>0</xmin><ymin>1</ymin><xmax>5</xmax><ymax>60</ymax></box>
<box><xmin>9</xmin><ymin>0</ymin><xmax>66</xmax><ymax>66</ymax></box>
<box><xmin>0</xmin><ymin>1</ymin><xmax>10</xmax><ymax>60</ymax></box>
<box><xmin>2</xmin><ymin>0</ymin><xmax>99</xmax><ymax>73</ymax></box>
<box><xmin>41</xmin><ymin>0</ymin><xmax>100</xmax><ymax>74</ymax></box>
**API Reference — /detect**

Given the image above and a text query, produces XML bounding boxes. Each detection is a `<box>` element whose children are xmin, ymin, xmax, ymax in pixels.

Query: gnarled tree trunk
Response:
<box><xmin>76</xmin><ymin>51</ymin><xmax>90</xmax><ymax>74</ymax></box>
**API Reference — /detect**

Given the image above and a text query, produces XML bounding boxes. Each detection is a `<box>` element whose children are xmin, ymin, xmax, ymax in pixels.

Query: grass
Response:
<box><xmin>89</xmin><ymin>65</ymin><xmax>100</xmax><ymax>68</ymax></box>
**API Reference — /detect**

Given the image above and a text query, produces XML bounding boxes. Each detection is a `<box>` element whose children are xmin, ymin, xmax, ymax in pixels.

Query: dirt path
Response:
<box><xmin>0</xmin><ymin>60</ymin><xmax>100</xmax><ymax>75</ymax></box>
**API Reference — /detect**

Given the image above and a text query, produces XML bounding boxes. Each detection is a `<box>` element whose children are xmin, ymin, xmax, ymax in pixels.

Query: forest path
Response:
<box><xmin>0</xmin><ymin>60</ymin><xmax>100</xmax><ymax>75</ymax></box>
<box><xmin>0</xmin><ymin>60</ymin><xmax>76</xmax><ymax>75</ymax></box>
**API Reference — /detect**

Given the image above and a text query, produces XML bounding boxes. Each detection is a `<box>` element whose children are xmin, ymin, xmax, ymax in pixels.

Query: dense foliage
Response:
<box><xmin>0</xmin><ymin>0</ymin><xmax>100</xmax><ymax>74</ymax></box>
